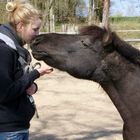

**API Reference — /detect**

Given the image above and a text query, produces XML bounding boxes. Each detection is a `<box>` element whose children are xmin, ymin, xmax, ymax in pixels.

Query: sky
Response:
<box><xmin>84</xmin><ymin>0</ymin><xmax>140</xmax><ymax>17</ymax></box>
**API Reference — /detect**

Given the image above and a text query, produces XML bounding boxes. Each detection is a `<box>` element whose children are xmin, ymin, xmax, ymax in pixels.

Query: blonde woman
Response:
<box><xmin>0</xmin><ymin>1</ymin><xmax>52</xmax><ymax>139</ymax></box>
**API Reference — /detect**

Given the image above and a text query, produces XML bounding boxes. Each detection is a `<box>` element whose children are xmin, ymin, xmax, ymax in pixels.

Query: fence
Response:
<box><xmin>116</xmin><ymin>30</ymin><xmax>140</xmax><ymax>43</ymax></box>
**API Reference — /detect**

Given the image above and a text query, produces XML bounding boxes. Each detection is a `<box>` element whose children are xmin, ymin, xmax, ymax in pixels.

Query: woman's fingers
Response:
<box><xmin>37</xmin><ymin>67</ymin><xmax>53</xmax><ymax>76</ymax></box>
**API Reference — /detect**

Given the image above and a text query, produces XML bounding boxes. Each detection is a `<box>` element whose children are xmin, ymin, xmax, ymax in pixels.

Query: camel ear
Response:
<box><xmin>102</xmin><ymin>27</ymin><xmax>112</xmax><ymax>47</ymax></box>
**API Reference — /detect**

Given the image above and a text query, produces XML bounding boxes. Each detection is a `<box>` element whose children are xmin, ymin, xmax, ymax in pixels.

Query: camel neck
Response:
<box><xmin>101</xmin><ymin>83</ymin><xmax>131</xmax><ymax>122</ymax></box>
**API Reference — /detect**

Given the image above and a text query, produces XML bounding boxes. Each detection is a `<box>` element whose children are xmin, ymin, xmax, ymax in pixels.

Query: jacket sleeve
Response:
<box><xmin>0</xmin><ymin>42</ymin><xmax>40</xmax><ymax>103</ymax></box>
<box><xmin>33</xmin><ymin>82</ymin><xmax>38</xmax><ymax>93</ymax></box>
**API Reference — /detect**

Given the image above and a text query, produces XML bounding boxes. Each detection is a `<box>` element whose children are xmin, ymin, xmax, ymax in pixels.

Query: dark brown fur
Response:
<box><xmin>31</xmin><ymin>25</ymin><xmax>140</xmax><ymax>140</ymax></box>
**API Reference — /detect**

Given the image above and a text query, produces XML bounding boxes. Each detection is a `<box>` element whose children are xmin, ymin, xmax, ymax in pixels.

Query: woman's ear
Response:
<box><xmin>16</xmin><ymin>22</ymin><xmax>24</xmax><ymax>32</ymax></box>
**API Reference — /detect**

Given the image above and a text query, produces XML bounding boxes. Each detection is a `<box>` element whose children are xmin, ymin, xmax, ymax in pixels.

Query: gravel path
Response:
<box><xmin>29</xmin><ymin>62</ymin><xmax>123</xmax><ymax>140</ymax></box>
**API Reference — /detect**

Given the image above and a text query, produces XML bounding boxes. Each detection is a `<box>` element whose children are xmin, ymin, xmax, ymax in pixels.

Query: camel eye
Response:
<box><xmin>67</xmin><ymin>49</ymin><xmax>75</xmax><ymax>54</ymax></box>
<box><xmin>81</xmin><ymin>40</ymin><xmax>89</xmax><ymax>47</ymax></box>
<box><xmin>81</xmin><ymin>40</ymin><xmax>89</xmax><ymax>48</ymax></box>
<box><xmin>81</xmin><ymin>40</ymin><xmax>97</xmax><ymax>52</ymax></box>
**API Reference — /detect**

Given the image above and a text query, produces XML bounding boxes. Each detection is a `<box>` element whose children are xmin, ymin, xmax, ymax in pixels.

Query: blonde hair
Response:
<box><xmin>6</xmin><ymin>0</ymin><xmax>42</xmax><ymax>26</ymax></box>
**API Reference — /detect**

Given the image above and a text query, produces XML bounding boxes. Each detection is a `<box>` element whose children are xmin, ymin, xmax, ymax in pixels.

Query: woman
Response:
<box><xmin>0</xmin><ymin>1</ymin><xmax>52</xmax><ymax>139</ymax></box>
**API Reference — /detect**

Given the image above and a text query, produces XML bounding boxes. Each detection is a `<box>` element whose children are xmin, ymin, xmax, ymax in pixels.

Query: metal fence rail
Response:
<box><xmin>125</xmin><ymin>39</ymin><xmax>140</xmax><ymax>42</ymax></box>
<box><xmin>115</xmin><ymin>30</ymin><xmax>140</xmax><ymax>43</ymax></box>
<box><xmin>117</xmin><ymin>30</ymin><xmax>140</xmax><ymax>32</ymax></box>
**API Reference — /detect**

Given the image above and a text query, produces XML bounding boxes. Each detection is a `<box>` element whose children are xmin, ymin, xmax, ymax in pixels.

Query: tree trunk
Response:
<box><xmin>41</xmin><ymin>0</ymin><xmax>55</xmax><ymax>32</ymax></box>
<box><xmin>93</xmin><ymin>0</ymin><xmax>103</xmax><ymax>24</ymax></box>
<box><xmin>102</xmin><ymin>0</ymin><xmax>110</xmax><ymax>29</ymax></box>
<box><xmin>88</xmin><ymin>0</ymin><xmax>93</xmax><ymax>25</ymax></box>
<box><xmin>50</xmin><ymin>1</ymin><xmax>55</xmax><ymax>32</ymax></box>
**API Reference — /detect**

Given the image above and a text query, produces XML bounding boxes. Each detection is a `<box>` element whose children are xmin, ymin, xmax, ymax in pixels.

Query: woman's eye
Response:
<box><xmin>33</xmin><ymin>28</ymin><xmax>39</xmax><ymax>32</ymax></box>
<box><xmin>33</xmin><ymin>29</ymin><xmax>37</xmax><ymax>32</ymax></box>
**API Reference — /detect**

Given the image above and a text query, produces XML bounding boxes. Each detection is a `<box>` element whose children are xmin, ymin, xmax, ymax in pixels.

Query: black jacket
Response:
<box><xmin>0</xmin><ymin>24</ymin><xmax>40</xmax><ymax>132</ymax></box>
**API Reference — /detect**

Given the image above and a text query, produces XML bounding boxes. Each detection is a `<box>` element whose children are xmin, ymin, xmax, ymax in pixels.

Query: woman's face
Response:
<box><xmin>17</xmin><ymin>17</ymin><xmax>42</xmax><ymax>44</ymax></box>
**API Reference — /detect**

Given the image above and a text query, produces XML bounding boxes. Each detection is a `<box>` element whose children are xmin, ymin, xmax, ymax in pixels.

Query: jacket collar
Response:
<box><xmin>0</xmin><ymin>23</ymin><xmax>31</xmax><ymax>63</ymax></box>
<box><xmin>0</xmin><ymin>23</ymin><xmax>24</xmax><ymax>47</ymax></box>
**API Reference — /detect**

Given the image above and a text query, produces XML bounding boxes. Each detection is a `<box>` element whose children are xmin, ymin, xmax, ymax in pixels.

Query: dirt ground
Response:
<box><xmin>29</xmin><ymin>61</ymin><xmax>123</xmax><ymax>140</ymax></box>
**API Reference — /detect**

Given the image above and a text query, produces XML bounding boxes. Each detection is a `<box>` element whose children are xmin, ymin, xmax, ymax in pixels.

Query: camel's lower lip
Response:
<box><xmin>32</xmin><ymin>51</ymin><xmax>49</xmax><ymax>60</ymax></box>
<box><xmin>32</xmin><ymin>51</ymin><xmax>49</xmax><ymax>56</ymax></box>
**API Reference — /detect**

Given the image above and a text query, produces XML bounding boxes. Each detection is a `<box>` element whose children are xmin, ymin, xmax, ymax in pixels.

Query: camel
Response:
<box><xmin>31</xmin><ymin>25</ymin><xmax>140</xmax><ymax>140</ymax></box>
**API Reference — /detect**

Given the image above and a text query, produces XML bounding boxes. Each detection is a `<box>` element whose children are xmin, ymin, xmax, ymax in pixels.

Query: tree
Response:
<box><xmin>49</xmin><ymin>0</ymin><xmax>55</xmax><ymax>32</ymax></box>
<box><xmin>102</xmin><ymin>0</ymin><xmax>110</xmax><ymax>29</ymax></box>
<box><xmin>41</xmin><ymin>0</ymin><xmax>55</xmax><ymax>32</ymax></box>
<box><xmin>93</xmin><ymin>0</ymin><xmax>103</xmax><ymax>24</ymax></box>
<box><xmin>88</xmin><ymin>0</ymin><xmax>93</xmax><ymax>25</ymax></box>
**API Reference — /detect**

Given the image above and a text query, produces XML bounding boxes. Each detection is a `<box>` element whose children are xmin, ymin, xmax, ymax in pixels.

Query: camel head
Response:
<box><xmin>31</xmin><ymin>25</ymin><xmax>121</xmax><ymax>83</ymax></box>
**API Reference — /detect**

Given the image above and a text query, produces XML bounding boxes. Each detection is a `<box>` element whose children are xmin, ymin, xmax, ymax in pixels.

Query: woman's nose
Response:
<box><xmin>35</xmin><ymin>30</ymin><xmax>40</xmax><ymax>36</ymax></box>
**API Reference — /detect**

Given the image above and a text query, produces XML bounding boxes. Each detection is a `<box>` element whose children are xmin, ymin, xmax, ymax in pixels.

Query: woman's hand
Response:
<box><xmin>26</xmin><ymin>67</ymin><xmax>53</xmax><ymax>95</ymax></box>
<box><xmin>26</xmin><ymin>83</ymin><xmax>37</xmax><ymax>95</ymax></box>
<box><xmin>37</xmin><ymin>67</ymin><xmax>53</xmax><ymax>76</ymax></box>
